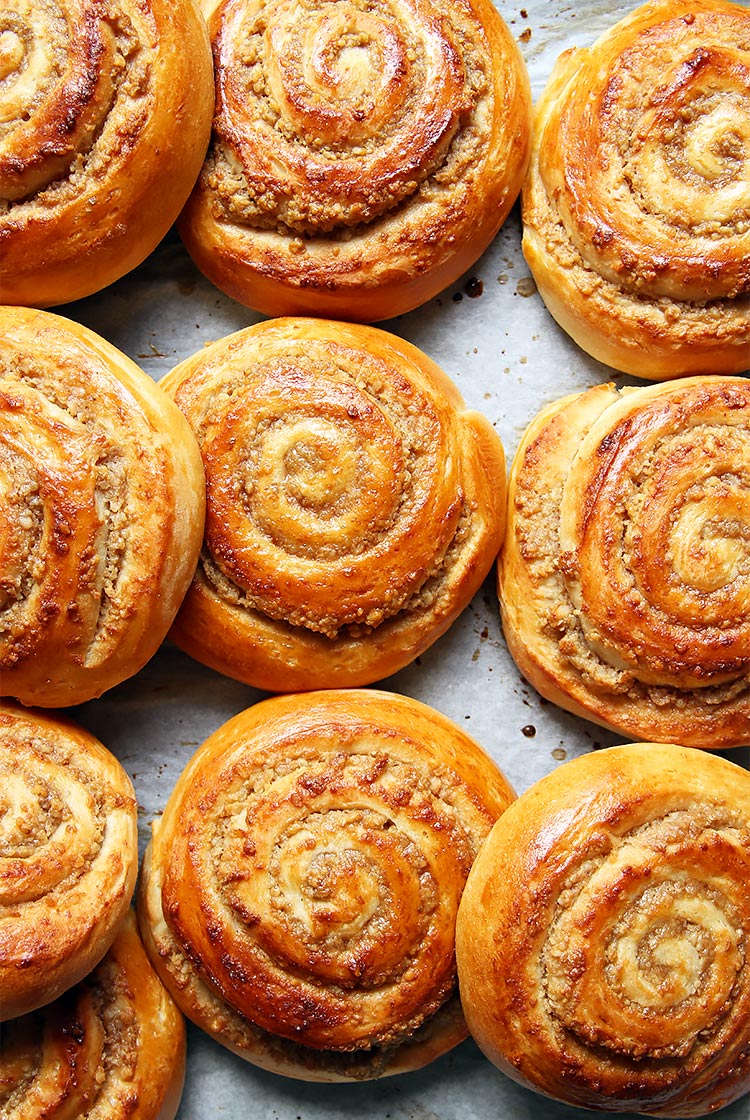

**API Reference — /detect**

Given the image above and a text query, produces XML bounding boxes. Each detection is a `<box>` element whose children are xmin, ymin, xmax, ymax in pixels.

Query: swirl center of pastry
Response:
<box><xmin>277</xmin><ymin>422</ymin><xmax>353</xmax><ymax>511</ymax></box>
<box><xmin>274</xmin><ymin>5</ymin><xmax>409</xmax><ymax>145</ymax></box>
<box><xmin>308</xmin><ymin>20</ymin><xmax>386</xmax><ymax>108</ymax></box>
<box><xmin>682</xmin><ymin>100</ymin><xmax>748</xmax><ymax>183</ymax></box>
<box><xmin>542</xmin><ymin>820</ymin><xmax>746</xmax><ymax>1060</ymax></box>
<box><xmin>248</xmin><ymin>409</ymin><xmax>402</xmax><ymax>554</ymax></box>
<box><xmin>615</xmin><ymin>912</ymin><xmax>714</xmax><ymax>1008</ymax></box>
<box><xmin>671</xmin><ymin>497</ymin><xmax>750</xmax><ymax>594</ymax></box>
<box><xmin>300</xmin><ymin>847</ymin><xmax>381</xmax><ymax>935</ymax></box>
<box><xmin>219</xmin><ymin>788</ymin><xmax>431</xmax><ymax>990</ymax></box>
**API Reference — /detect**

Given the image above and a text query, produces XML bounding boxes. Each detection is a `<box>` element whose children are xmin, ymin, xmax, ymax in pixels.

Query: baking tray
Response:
<box><xmin>51</xmin><ymin>0</ymin><xmax>750</xmax><ymax>1116</ymax></box>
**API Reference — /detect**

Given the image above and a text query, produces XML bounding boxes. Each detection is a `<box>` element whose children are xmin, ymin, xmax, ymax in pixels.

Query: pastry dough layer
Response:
<box><xmin>500</xmin><ymin>376</ymin><xmax>750</xmax><ymax>747</ymax></box>
<box><xmin>0</xmin><ymin>306</ymin><xmax>205</xmax><ymax>706</ymax></box>
<box><xmin>0</xmin><ymin>911</ymin><xmax>186</xmax><ymax>1120</ymax></box>
<box><xmin>179</xmin><ymin>0</ymin><xmax>531</xmax><ymax>321</ymax></box>
<box><xmin>162</xmin><ymin>317</ymin><xmax>505</xmax><ymax>691</ymax></box>
<box><xmin>0</xmin><ymin>0</ymin><xmax>214</xmax><ymax>307</ymax></box>
<box><xmin>522</xmin><ymin>0</ymin><xmax>750</xmax><ymax>378</ymax></box>
<box><xmin>0</xmin><ymin>702</ymin><xmax>137</xmax><ymax>1020</ymax></box>
<box><xmin>457</xmin><ymin>743</ymin><xmax>750</xmax><ymax>1117</ymax></box>
<box><xmin>138</xmin><ymin>689</ymin><xmax>515</xmax><ymax>1080</ymax></box>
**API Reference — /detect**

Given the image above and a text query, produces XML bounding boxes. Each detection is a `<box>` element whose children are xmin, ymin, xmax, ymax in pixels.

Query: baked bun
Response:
<box><xmin>161</xmin><ymin>317</ymin><xmax>505</xmax><ymax>691</ymax></box>
<box><xmin>0</xmin><ymin>0</ymin><xmax>214</xmax><ymax>308</ymax></box>
<box><xmin>457</xmin><ymin>742</ymin><xmax>750</xmax><ymax>1117</ymax></box>
<box><xmin>0</xmin><ymin>910</ymin><xmax>186</xmax><ymax>1120</ymax></box>
<box><xmin>499</xmin><ymin>376</ymin><xmax>750</xmax><ymax>749</ymax></box>
<box><xmin>0</xmin><ymin>306</ymin><xmax>205</xmax><ymax>707</ymax></box>
<box><xmin>522</xmin><ymin>0</ymin><xmax>750</xmax><ymax>379</ymax></box>
<box><xmin>138</xmin><ymin>689</ymin><xmax>515</xmax><ymax>1081</ymax></box>
<box><xmin>0</xmin><ymin>702</ymin><xmax>137</xmax><ymax>1021</ymax></box>
<box><xmin>177</xmin><ymin>0</ymin><xmax>531</xmax><ymax>321</ymax></box>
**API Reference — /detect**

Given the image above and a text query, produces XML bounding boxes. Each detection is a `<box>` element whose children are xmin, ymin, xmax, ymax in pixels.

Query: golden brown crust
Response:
<box><xmin>0</xmin><ymin>306</ymin><xmax>206</xmax><ymax>707</ymax></box>
<box><xmin>178</xmin><ymin>0</ymin><xmax>531</xmax><ymax>321</ymax></box>
<box><xmin>456</xmin><ymin>743</ymin><xmax>750</xmax><ymax>1117</ymax></box>
<box><xmin>138</xmin><ymin>689</ymin><xmax>516</xmax><ymax>1081</ymax></box>
<box><xmin>0</xmin><ymin>702</ymin><xmax>137</xmax><ymax>1021</ymax></box>
<box><xmin>0</xmin><ymin>0</ymin><xmax>214</xmax><ymax>308</ymax></box>
<box><xmin>161</xmin><ymin>317</ymin><xmax>505</xmax><ymax>692</ymax></box>
<box><xmin>499</xmin><ymin>375</ymin><xmax>750</xmax><ymax>748</ymax></box>
<box><xmin>522</xmin><ymin>0</ymin><xmax>750</xmax><ymax>378</ymax></box>
<box><xmin>0</xmin><ymin>910</ymin><xmax>186</xmax><ymax>1120</ymax></box>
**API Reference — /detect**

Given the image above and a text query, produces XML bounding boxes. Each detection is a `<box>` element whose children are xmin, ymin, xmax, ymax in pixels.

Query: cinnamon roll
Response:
<box><xmin>0</xmin><ymin>702</ymin><xmax>137</xmax><ymax>1021</ymax></box>
<box><xmin>456</xmin><ymin>742</ymin><xmax>750</xmax><ymax>1117</ymax></box>
<box><xmin>522</xmin><ymin>0</ymin><xmax>750</xmax><ymax>379</ymax></box>
<box><xmin>0</xmin><ymin>0</ymin><xmax>214</xmax><ymax>308</ymax></box>
<box><xmin>0</xmin><ymin>910</ymin><xmax>186</xmax><ymax>1120</ymax></box>
<box><xmin>161</xmin><ymin>317</ymin><xmax>506</xmax><ymax>692</ymax></box>
<box><xmin>500</xmin><ymin>376</ymin><xmax>750</xmax><ymax>748</ymax></box>
<box><xmin>0</xmin><ymin>306</ymin><xmax>205</xmax><ymax>707</ymax></box>
<box><xmin>178</xmin><ymin>0</ymin><xmax>531</xmax><ymax>321</ymax></box>
<box><xmin>138</xmin><ymin>689</ymin><xmax>516</xmax><ymax>1080</ymax></box>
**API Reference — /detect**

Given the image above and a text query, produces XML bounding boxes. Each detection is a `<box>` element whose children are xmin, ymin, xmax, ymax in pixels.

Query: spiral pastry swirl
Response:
<box><xmin>456</xmin><ymin>743</ymin><xmax>750</xmax><ymax>1117</ymax></box>
<box><xmin>500</xmin><ymin>376</ymin><xmax>750</xmax><ymax>748</ymax></box>
<box><xmin>0</xmin><ymin>702</ymin><xmax>137</xmax><ymax>1021</ymax></box>
<box><xmin>0</xmin><ymin>0</ymin><xmax>213</xmax><ymax>307</ymax></box>
<box><xmin>522</xmin><ymin>0</ymin><xmax>750</xmax><ymax>378</ymax></box>
<box><xmin>178</xmin><ymin>0</ymin><xmax>531</xmax><ymax>321</ymax></box>
<box><xmin>162</xmin><ymin>317</ymin><xmax>505</xmax><ymax>691</ymax></box>
<box><xmin>0</xmin><ymin>306</ymin><xmax>205</xmax><ymax>707</ymax></box>
<box><xmin>138</xmin><ymin>690</ymin><xmax>515</xmax><ymax>1080</ymax></box>
<box><xmin>0</xmin><ymin>911</ymin><xmax>186</xmax><ymax>1119</ymax></box>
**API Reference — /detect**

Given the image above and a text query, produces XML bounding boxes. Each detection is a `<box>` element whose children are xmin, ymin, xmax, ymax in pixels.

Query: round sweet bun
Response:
<box><xmin>0</xmin><ymin>910</ymin><xmax>186</xmax><ymax>1120</ymax></box>
<box><xmin>456</xmin><ymin>742</ymin><xmax>750</xmax><ymax>1117</ymax></box>
<box><xmin>499</xmin><ymin>375</ymin><xmax>750</xmax><ymax>748</ymax></box>
<box><xmin>177</xmin><ymin>0</ymin><xmax>531</xmax><ymax>321</ymax></box>
<box><xmin>0</xmin><ymin>702</ymin><xmax>137</xmax><ymax>1021</ymax></box>
<box><xmin>0</xmin><ymin>305</ymin><xmax>206</xmax><ymax>707</ymax></box>
<box><xmin>522</xmin><ymin>0</ymin><xmax>750</xmax><ymax>379</ymax></box>
<box><xmin>138</xmin><ymin>689</ymin><xmax>516</xmax><ymax>1081</ymax></box>
<box><xmin>0</xmin><ymin>0</ymin><xmax>214</xmax><ymax>308</ymax></box>
<box><xmin>161</xmin><ymin>317</ymin><xmax>506</xmax><ymax>692</ymax></box>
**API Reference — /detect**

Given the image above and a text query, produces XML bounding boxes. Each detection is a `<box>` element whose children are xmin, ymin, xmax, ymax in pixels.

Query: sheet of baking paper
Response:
<box><xmin>55</xmin><ymin>0</ymin><xmax>750</xmax><ymax>1117</ymax></box>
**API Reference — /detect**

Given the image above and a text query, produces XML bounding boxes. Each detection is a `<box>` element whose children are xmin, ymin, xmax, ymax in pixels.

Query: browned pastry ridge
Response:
<box><xmin>0</xmin><ymin>306</ymin><xmax>206</xmax><ymax>707</ymax></box>
<box><xmin>138</xmin><ymin>689</ymin><xmax>516</xmax><ymax>1081</ymax></box>
<box><xmin>522</xmin><ymin>0</ymin><xmax>750</xmax><ymax>378</ymax></box>
<box><xmin>0</xmin><ymin>0</ymin><xmax>214</xmax><ymax>308</ymax></box>
<box><xmin>499</xmin><ymin>376</ymin><xmax>750</xmax><ymax>749</ymax></box>
<box><xmin>161</xmin><ymin>317</ymin><xmax>506</xmax><ymax>692</ymax></box>
<box><xmin>0</xmin><ymin>702</ymin><xmax>137</xmax><ymax>1021</ymax></box>
<box><xmin>0</xmin><ymin>910</ymin><xmax>186</xmax><ymax>1120</ymax></box>
<box><xmin>178</xmin><ymin>0</ymin><xmax>531</xmax><ymax>321</ymax></box>
<box><xmin>456</xmin><ymin>743</ymin><xmax>750</xmax><ymax>1118</ymax></box>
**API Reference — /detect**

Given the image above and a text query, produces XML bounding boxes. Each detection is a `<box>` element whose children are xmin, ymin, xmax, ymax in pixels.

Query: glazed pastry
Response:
<box><xmin>161</xmin><ymin>317</ymin><xmax>506</xmax><ymax>692</ymax></box>
<box><xmin>138</xmin><ymin>689</ymin><xmax>516</xmax><ymax>1080</ymax></box>
<box><xmin>0</xmin><ymin>0</ymin><xmax>214</xmax><ymax>307</ymax></box>
<box><xmin>0</xmin><ymin>702</ymin><xmax>137</xmax><ymax>1020</ymax></box>
<box><xmin>178</xmin><ymin>0</ymin><xmax>531</xmax><ymax>321</ymax></box>
<box><xmin>0</xmin><ymin>306</ymin><xmax>205</xmax><ymax>707</ymax></box>
<box><xmin>456</xmin><ymin>743</ymin><xmax>750</xmax><ymax>1117</ymax></box>
<box><xmin>0</xmin><ymin>910</ymin><xmax>186</xmax><ymax>1120</ymax></box>
<box><xmin>522</xmin><ymin>0</ymin><xmax>750</xmax><ymax>378</ymax></box>
<box><xmin>499</xmin><ymin>376</ymin><xmax>750</xmax><ymax>748</ymax></box>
